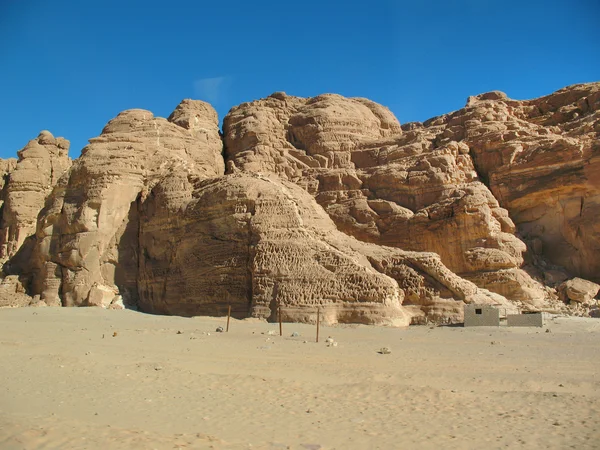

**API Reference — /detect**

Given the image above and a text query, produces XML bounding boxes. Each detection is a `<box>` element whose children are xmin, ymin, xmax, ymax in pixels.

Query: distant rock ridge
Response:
<box><xmin>1</xmin><ymin>82</ymin><xmax>598</xmax><ymax>323</ymax></box>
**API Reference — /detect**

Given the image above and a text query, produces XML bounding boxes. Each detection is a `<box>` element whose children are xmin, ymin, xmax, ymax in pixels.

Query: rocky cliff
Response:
<box><xmin>1</xmin><ymin>82</ymin><xmax>598</xmax><ymax>322</ymax></box>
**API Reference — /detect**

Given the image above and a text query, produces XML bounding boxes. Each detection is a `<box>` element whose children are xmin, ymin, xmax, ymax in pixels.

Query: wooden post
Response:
<box><xmin>278</xmin><ymin>298</ymin><xmax>283</xmax><ymax>337</ymax></box>
<box><xmin>316</xmin><ymin>307</ymin><xmax>320</xmax><ymax>343</ymax></box>
<box><xmin>226</xmin><ymin>305</ymin><xmax>231</xmax><ymax>332</ymax></box>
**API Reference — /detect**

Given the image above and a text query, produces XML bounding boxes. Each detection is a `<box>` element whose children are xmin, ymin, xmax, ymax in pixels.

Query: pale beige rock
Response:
<box><xmin>14</xmin><ymin>100</ymin><xmax>225</xmax><ymax>308</ymax></box>
<box><xmin>558</xmin><ymin>278</ymin><xmax>600</xmax><ymax>305</ymax></box>
<box><xmin>86</xmin><ymin>284</ymin><xmax>117</xmax><ymax>308</ymax></box>
<box><xmin>0</xmin><ymin>131</ymin><xmax>70</xmax><ymax>260</ymax></box>
<box><xmin>0</xmin><ymin>275</ymin><xmax>31</xmax><ymax>308</ymax></box>
<box><xmin>0</xmin><ymin>158</ymin><xmax>17</xmax><ymax>195</ymax></box>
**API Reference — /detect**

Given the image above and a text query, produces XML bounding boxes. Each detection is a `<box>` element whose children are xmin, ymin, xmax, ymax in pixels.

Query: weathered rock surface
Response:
<box><xmin>222</xmin><ymin>93</ymin><xmax>547</xmax><ymax>308</ymax></box>
<box><xmin>0</xmin><ymin>158</ymin><xmax>18</xmax><ymax>231</ymax></box>
<box><xmin>0</xmin><ymin>131</ymin><xmax>70</xmax><ymax>261</ymax></box>
<box><xmin>138</xmin><ymin>172</ymin><xmax>514</xmax><ymax>324</ymax></box>
<box><xmin>9</xmin><ymin>100</ymin><xmax>225</xmax><ymax>308</ymax></box>
<box><xmin>558</xmin><ymin>278</ymin><xmax>600</xmax><ymax>305</ymax></box>
<box><xmin>2</xmin><ymin>82</ymin><xmax>598</xmax><ymax>323</ymax></box>
<box><xmin>0</xmin><ymin>158</ymin><xmax>17</xmax><ymax>196</ymax></box>
<box><xmin>0</xmin><ymin>275</ymin><xmax>31</xmax><ymax>308</ymax></box>
<box><xmin>431</xmin><ymin>83</ymin><xmax>600</xmax><ymax>282</ymax></box>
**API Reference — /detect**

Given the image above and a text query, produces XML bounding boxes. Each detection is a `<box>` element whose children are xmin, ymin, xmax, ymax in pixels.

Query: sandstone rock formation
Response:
<box><xmin>0</xmin><ymin>131</ymin><xmax>70</xmax><ymax>261</ymax></box>
<box><xmin>442</xmin><ymin>83</ymin><xmax>600</xmax><ymax>283</ymax></box>
<box><xmin>137</xmin><ymin>172</ymin><xmax>514</xmax><ymax>324</ymax></box>
<box><xmin>2</xmin><ymin>82</ymin><xmax>599</xmax><ymax>323</ymax></box>
<box><xmin>0</xmin><ymin>275</ymin><xmax>31</xmax><ymax>308</ymax></box>
<box><xmin>222</xmin><ymin>93</ymin><xmax>547</xmax><ymax>309</ymax></box>
<box><xmin>9</xmin><ymin>101</ymin><xmax>224</xmax><ymax>308</ymax></box>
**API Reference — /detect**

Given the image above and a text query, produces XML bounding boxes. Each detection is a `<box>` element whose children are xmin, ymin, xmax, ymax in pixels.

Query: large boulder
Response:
<box><xmin>0</xmin><ymin>275</ymin><xmax>31</xmax><ymax>308</ymax></box>
<box><xmin>558</xmin><ymin>278</ymin><xmax>600</xmax><ymax>305</ymax></box>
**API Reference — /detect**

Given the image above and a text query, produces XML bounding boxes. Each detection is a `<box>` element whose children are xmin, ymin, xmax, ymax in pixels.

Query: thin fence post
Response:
<box><xmin>226</xmin><ymin>305</ymin><xmax>231</xmax><ymax>332</ymax></box>
<box><xmin>316</xmin><ymin>307</ymin><xmax>320</xmax><ymax>343</ymax></box>
<box><xmin>278</xmin><ymin>298</ymin><xmax>283</xmax><ymax>337</ymax></box>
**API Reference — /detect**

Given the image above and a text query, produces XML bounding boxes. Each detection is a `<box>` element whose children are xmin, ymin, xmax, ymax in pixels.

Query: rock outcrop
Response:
<box><xmin>9</xmin><ymin>100</ymin><xmax>224</xmax><ymax>308</ymax></box>
<box><xmin>464</xmin><ymin>84</ymin><xmax>600</xmax><ymax>283</ymax></box>
<box><xmin>0</xmin><ymin>131</ymin><xmax>70</xmax><ymax>261</ymax></box>
<box><xmin>222</xmin><ymin>93</ymin><xmax>547</xmax><ymax>309</ymax></box>
<box><xmin>2</xmin><ymin>82</ymin><xmax>599</xmax><ymax>322</ymax></box>
<box><xmin>138</xmin><ymin>172</ymin><xmax>513</xmax><ymax>323</ymax></box>
<box><xmin>390</xmin><ymin>84</ymin><xmax>600</xmax><ymax>285</ymax></box>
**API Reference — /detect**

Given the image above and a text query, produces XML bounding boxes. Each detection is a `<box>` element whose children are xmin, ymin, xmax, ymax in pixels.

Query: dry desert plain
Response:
<box><xmin>0</xmin><ymin>307</ymin><xmax>599</xmax><ymax>450</ymax></box>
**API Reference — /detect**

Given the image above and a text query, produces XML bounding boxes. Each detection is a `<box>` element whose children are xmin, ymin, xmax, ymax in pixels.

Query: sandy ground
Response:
<box><xmin>0</xmin><ymin>308</ymin><xmax>599</xmax><ymax>450</ymax></box>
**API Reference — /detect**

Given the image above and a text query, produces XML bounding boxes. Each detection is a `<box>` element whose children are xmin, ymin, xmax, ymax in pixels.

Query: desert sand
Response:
<box><xmin>0</xmin><ymin>307</ymin><xmax>598</xmax><ymax>449</ymax></box>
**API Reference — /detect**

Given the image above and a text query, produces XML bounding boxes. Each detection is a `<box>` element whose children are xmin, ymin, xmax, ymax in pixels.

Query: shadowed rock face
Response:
<box><xmin>1</xmin><ymin>82</ymin><xmax>598</xmax><ymax>323</ymax></box>
<box><xmin>463</xmin><ymin>84</ymin><xmax>600</xmax><ymax>282</ymax></box>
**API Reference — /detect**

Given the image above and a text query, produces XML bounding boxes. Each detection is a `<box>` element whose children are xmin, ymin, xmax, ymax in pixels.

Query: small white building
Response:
<box><xmin>506</xmin><ymin>312</ymin><xmax>548</xmax><ymax>327</ymax></box>
<box><xmin>464</xmin><ymin>304</ymin><xmax>500</xmax><ymax>327</ymax></box>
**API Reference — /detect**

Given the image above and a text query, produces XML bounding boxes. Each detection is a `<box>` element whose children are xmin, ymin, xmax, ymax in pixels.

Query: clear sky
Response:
<box><xmin>0</xmin><ymin>0</ymin><xmax>598</xmax><ymax>159</ymax></box>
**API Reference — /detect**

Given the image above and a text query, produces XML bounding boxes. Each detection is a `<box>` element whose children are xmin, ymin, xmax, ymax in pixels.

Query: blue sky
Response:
<box><xmin>0</xmin><ymin>0</ymin><xmax>598</xmax><ymax>159</ymax></box>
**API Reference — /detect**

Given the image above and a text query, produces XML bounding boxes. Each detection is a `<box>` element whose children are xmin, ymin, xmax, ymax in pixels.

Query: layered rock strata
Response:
<box><xmin>9</xmin><ymin>101</ymin><xmax>225</xmax><ymax>308</ymax></box>
<box><xmin>463</xmin><ymin>84</ymin><xmax>600</xmax><ymax>282</ymax></box>
<box><xmin>1</xmin><ymin>82</ymin><xmax>598</xmax><ymax>323</ymax></box>
<box><xmin>138</xmin><ymin>172</ymin><xmax>513</xmax><ymax>324</ymax></box>
<box><xmin>0</xmin><ymin>131</ymin><xmax>70</xmax><ymax>261</ymax></box>
<box><xmin>222</xmin><ymin>93</ymin><xmax>548</xmax><ymax>308</ymax></box>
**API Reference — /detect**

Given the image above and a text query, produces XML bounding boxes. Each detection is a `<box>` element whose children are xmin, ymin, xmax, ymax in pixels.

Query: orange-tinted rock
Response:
<box><xmin>558</xmin><ymin>278</ymin><xmax>600</xmax><ymax>305</ymax></box>
<box><xmin>3</xmin><ymin>82</ymin><xmax>598</xmax><ymax>323</ymax></box>
<box><xmin>452</xmin><ymin>83</ymin><xmax>600</xmax><ymax>282</ymax></box>
<box><xmin>222</xmin><ymin>92</ymin><xmax>547</xmax><ymax>307</ymax></box>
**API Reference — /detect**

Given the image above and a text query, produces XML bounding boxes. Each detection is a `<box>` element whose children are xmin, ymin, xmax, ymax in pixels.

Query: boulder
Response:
<box><xmin>558</xmin><ymin>278</ymin><xmax>600</xmax><ymax>305</ymax></box>
<box><xmin>0</xmin><ymin>274</ymin><xmax>32</xmax><ymax>307</ymax></box>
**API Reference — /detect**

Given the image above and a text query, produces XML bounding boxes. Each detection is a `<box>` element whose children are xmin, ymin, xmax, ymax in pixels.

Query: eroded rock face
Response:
<box><xmin>137</xmin><ymin>173</ymin><xmax>513</xmax><ymax>324</ymax></box>
<box><xmin>427</xmin><ymin>83</ymin><xmax>600</xmax><ymax>282</ymax></box>
<box><xmin>222</xmin><ymin>92</ymin><xmax>547</xmax><ymax>308</ymax></box>
<box><xmin>3</xmin><ymin>82</ymin><xmax>598</xmax><ymax>323</ymax></box>
<box><xmin>0</xmin><ymin>157</ymin><xmax>18</xmax><ymax>232</ymax></box>
<box><xmin>12</xmin><ymin>100</ymin><xmax>224</xmax><ymax>307</ymax></box>
<box><xmin>0</xmin><ymin>131</ymin><xmax>70</xmax><ymax>261</ymax></box>
<box><xmin>0</xmin><ymin>275</ymin><xmax>31</xmax><ymax>308</ymax></box>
